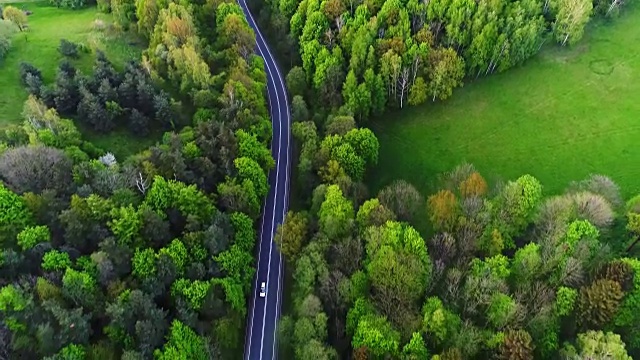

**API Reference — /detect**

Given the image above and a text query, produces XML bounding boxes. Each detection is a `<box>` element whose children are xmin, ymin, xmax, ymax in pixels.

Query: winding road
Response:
<box><xmin>239</xmin><ymin>1</ymin><xmax>291</xmax><ymax>359</ymax></box>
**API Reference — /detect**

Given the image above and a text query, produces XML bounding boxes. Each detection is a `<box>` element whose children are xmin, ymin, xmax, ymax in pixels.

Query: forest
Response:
<box><xmin>251</xmin><ymin>0</ymin><xmax>631</xmax><ymax>119</ymax></box>
<box><xmin>0</xmin><ymin>0</ymin><xmax>273</xmax><ymax>359</ymax></box>
<box><xmin>1</xmin><ymin>0</ymin><xmax>640</xmax><ymax>358</ymax></box>
<box><xmin>277</xmin><ymin>160</ymin><xmax>640</xmax><ymax>359</ymax></box>
<box><xmin>244</xmin><ymin>0</ymin><xmax>640</xmax><ymax>358</ymax></box>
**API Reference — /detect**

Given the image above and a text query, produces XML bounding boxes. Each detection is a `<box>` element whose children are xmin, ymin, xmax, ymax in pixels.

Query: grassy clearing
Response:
<box><xmin>369</xmin><ymin>4</ymin><xmax>640</xmax><ymax>201</ymax></box>
<box><xmin>0</xmin><ymin>2</ymin><xmax>152</xmax><ymax>158</ymax></box>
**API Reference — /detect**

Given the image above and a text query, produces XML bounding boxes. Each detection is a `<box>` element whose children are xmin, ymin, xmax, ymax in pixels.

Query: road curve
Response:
<box><xmin>238</xmin><ymin>1</ymin><xmax>291</xmax><ymax>359</ymax></box>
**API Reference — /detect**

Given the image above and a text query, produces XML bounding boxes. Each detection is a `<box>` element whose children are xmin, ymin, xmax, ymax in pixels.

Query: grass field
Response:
<box><xmin>0</xmin><ymin>2</ymin><xmax>156</xmax><ymax>158</ymax></box>
<box><xmin>369</xmin><ymin>4</ymin><xmax>640</xmax><ymax>201</ymax></box>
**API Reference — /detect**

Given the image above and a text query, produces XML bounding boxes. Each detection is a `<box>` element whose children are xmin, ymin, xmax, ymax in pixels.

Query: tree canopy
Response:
<box><xmin>0</xmin><ymin>1</ymin><xmax>273</xmax><ymax>358</ymax></box>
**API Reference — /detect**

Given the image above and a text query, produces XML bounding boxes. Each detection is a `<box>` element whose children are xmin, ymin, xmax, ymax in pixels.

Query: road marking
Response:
<box><xmin>258</xmin><ymin>55</ymin><xmax>281</xmax><ymax>359</ymax></box>
<box><xmin>271</xmin><ymin>56</ymin><xmax>291</xmax><ymax>360</ymax></box>
<box><xmin>242</xmin><ymin>10</ymin><xmax>278</xmax><ymax>360</ymax></box>
<box><xmin>239</xmin><ymin>1</ymin><xmax>291</xmax><ymax>359</ymax></box>
<box><xmin>246</xmin><ymin>55</ymin><xmax>275</xmax><ymax>360</ymax></box>
<box><xmin>242</xmin><ymin>7</ymin><xmax>282</xmax><ymax>359</ymax></box>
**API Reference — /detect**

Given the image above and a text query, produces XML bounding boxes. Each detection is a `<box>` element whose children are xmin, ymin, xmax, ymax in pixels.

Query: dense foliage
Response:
<box><xmin>50</xmin><ymin>0</ymin><xmax>92</xmax><ymax>10</ymax></box>
<box><xmin>251</xmin><ymin>0</ymin><xmax>633</xmax><ymax>119</ymax></box>
<box><xmin>21</xmin><ymin>52</ymin><xmax>178</xmax><ymax>136</ymax></box>
<box><xmin>0</xmin><ymin>1</ymin><xmax>272</xmax><ymax>358</ymax></box>
<box><xmin>277</xmin><ymin>158</ymin><xmax>640</xmax><ymax>358</ymax></box>
<box><xmin>261</xmin><ymin>0</ymin><xmax>640</xmax><ymax>357</ymax></box>
<box><xmin>2</xmin><ymin>6</ymin><xmax>28</xmax><ymax>32</ymax></box>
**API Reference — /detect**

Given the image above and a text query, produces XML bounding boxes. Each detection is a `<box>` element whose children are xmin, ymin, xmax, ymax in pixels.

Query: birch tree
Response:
<box><xmin>552</xmin><ymin>0</ymin><xmax>592</xmax><ymax>46</ymax></box>
<box><xmin>427</xmin><ymin>47</ymin><xmax>465</xmax><ymax>101</ymax></box>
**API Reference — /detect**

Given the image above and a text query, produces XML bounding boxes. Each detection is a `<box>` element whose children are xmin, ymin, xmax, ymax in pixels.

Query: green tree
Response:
<box><xmin>613</xmin><ymin>258</ymin><xmax>640</xmax><ymax>350</ymax></box>
<box><xmin>62</xmin><ymin>268</ymin><xmax>97</xmax><ymax>308</ymax></box>
<box><xmin>408</xmin><ymin>77</ymin><xmax>428</xmax><ymax>106</ymax></box>
<box><xmin>16</xmin><ymin>225</ymin><xmax>50</xmax><ymax>251</ymax></box>
<box><xmin>487</xmin><ymin>293</ymin><xmax>518</xmax><ymax>330</ymax></box>
<box><xmin>552</xmin><ymin>0</ymin><xmax>592</xmax><ymax>46</ymax></box>
<box><xmin>226</xmin><ymin>13</ymin><xmax>257</xmax><ymax>60</ymax></box>
<box><xmin>365</xmin><ymin>221</ymin><xmax>432</xmax><ymax>324</ymax></box>
<box><xmin>511</xmin><ymin>242</ymin><xmax>542</xmax><ymax>284</ymax></box>
<box><xmin>356</xmin><ymin>198</ymin><xmax>396</xmax><ymax>230</ymax></box>
<box><xmin>342</xmin><ymin>70</ymin><xmax>372</xmax><ymax>120</ymax></box>
<box><xmin>215</xmin><ymin>244</ymin><xmax>254</xmax><ymax>291</ymax></box>
<box><xmin>351</xmin><ymin>314</ymin><xmax>401</xmax><ymax>358</ymax></box>
<box><xmin>44</xmin><ymin>344</ymin><xmax>86</xmax><ymax>360</ymax></box>
<box><xmin>168</xmin><ymin>43</ymin><xmax>212</xmax><ymax>95</ymax></box>
<box><xmin>234</xmin><ymin>157</ymin><xmax>268</xmax><ymax>199</ymax></box>
<box><xmin>158</xmin><ymin>239</ymin><xmax>188</xmax><ymax>274</ymax></box>
<box><xmin>291</xmin><ymin>95</ymin><xmax>309</xmax><ymax>122</ymax></box>
<box><xmin>135</xmin><ymin>0</ymin><xmax>158</xmax><ymax>39</ymax></box>
<box><xmin>154</xmin><ymin>320</ymin><xmax>208</xmax><ymax>360</ymax></box>
<box><xmin>144</xmin><ymin>176</ymin><xmax>214</xmax><ymax>220</ymax></box>
<box><xmin>217</xmin><ymin>177</ymin><xmax>261</xmax><ymax>218</ymax></box>
<box><xmin>402</xmin><ymin>332</ymin><xmax>429</xmax><ymax>359</ymax></box>
<box><xmin>344</xmin><ymin>128</ymin><xmax>379</xmax><ymax>166</ymax></box>
<box><xmin>555</xmin><ymin>286</ymin><xmax>578</xmax><ymax>316</ymax></box>
<box><xmin>325</xmin><ymin>115</ymin><xmax>356</xmax><ymax>136</ymax></box>
<box><xmin>286</xmin><ymin>66</ymin><xmax>307</xmax><ymax>97</ymax></box>
<box><xmin>275</xmin><ymin>211</ymin><xmax>309</xmax><ymax>261</ymax></box>
<box><xmin>132</xmin><ymin>248</ymin><xmax>156</xmax><ymax>279</ymax></box>
<box><xmin>566</xmin><ymin>331</ymin><xmax>632</xmax><ymax>360</ymax></box>
<box><xmin>109</xmin><ymin>205</ymin><xmax>142</xmax><ymax>246</ymax></box>
<box><xmin>422</xmin><ymin>296</ymin><xmax>462</xmax><ymax>346</ymax></box>
<box><xmin>236</xmin><ymin>129</ymin><xmax>275</xmax><ymax>172</ymax></box>
<box><xmin>0</xmin><ymin>183</ymin><xmax>33</xmax><ymax>247</ymax></box>
<box><xmin>230</xmin><ymin>212</ymin><xmax>255</xmax><ymax>252</ymax></box>
<box><xmin>42</xmin><ymin>249</ymin><xmax>73</xmax><ymax>271</ymax></box>
<box><xmin>427</xmin><ymin>47</ymin><xmax>465</xmax><ymax>101</ymax></box>
<box><xmin>171</xmin><ymin>278</ymin><xmax>212</xmax><ymax>310</ymax></box>
<box><xmin>318</xmin><ymin>184</ymin><xmax>354</xmax><ymax>239</ymax></box>
<box><xmin>2</xmin><ymin>6</ymin><xmax>27</xmax><ymax>31</ymax></box>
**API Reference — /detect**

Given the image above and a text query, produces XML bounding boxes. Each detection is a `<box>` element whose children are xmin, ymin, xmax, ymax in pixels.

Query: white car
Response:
<box><xmin>259</xmin><ymin>282</ymin><xmax>266</xmax><ymax>298</ymax></box>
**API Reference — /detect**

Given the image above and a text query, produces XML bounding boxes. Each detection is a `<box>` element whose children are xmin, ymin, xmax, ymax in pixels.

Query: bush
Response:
<box><xmin>97</xmin><ymin>0</ymin><xmax>111</xmax><ymax>13</ymax></box>
<box><xmin>51</xmin><ymin>0</ymin><xmax>87</xmax><ymax>9</ymax></box>
<box><xmin>19</xmin><ymin>62</ymin><xmax>42</xmax><ymax>85</ymax></box>
<box><xmin>77</xmin><ymin>42</ymin><xmax>90</xmax><ymax>54</ymax></box>
<box><xmin>59</xmin><ymin>39</ymin><xmax>79</xmax><ymax>58</ymax></box>
<box><xmin>24</xmin><ymin>73</ymin><xmax>43</xmax><ymax>96</ymax></box>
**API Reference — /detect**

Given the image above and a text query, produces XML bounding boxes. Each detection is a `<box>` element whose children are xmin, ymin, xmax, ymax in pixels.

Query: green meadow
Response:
<box><xmin>369</xmin><ymin>4</ymin><xmax>640</xmax><ymax>200</ymax></box>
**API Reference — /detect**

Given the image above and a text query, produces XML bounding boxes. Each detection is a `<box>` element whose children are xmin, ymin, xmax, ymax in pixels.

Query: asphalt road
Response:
<box><xmin>238</xmin><ymin>1</ymin><xmax>291</xmax><ymax>359</ymax></box>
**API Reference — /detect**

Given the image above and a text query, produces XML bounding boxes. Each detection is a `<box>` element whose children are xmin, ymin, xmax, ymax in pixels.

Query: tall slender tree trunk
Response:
<box><xmin>606</xmin><ymin>0</ymin><xmax>621</xmax><ymax>16</ymax></box>
<box><xmin>626</xmin><ymin>236</ymin><xmax>640</xmax><ymax>253</ymax></box>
